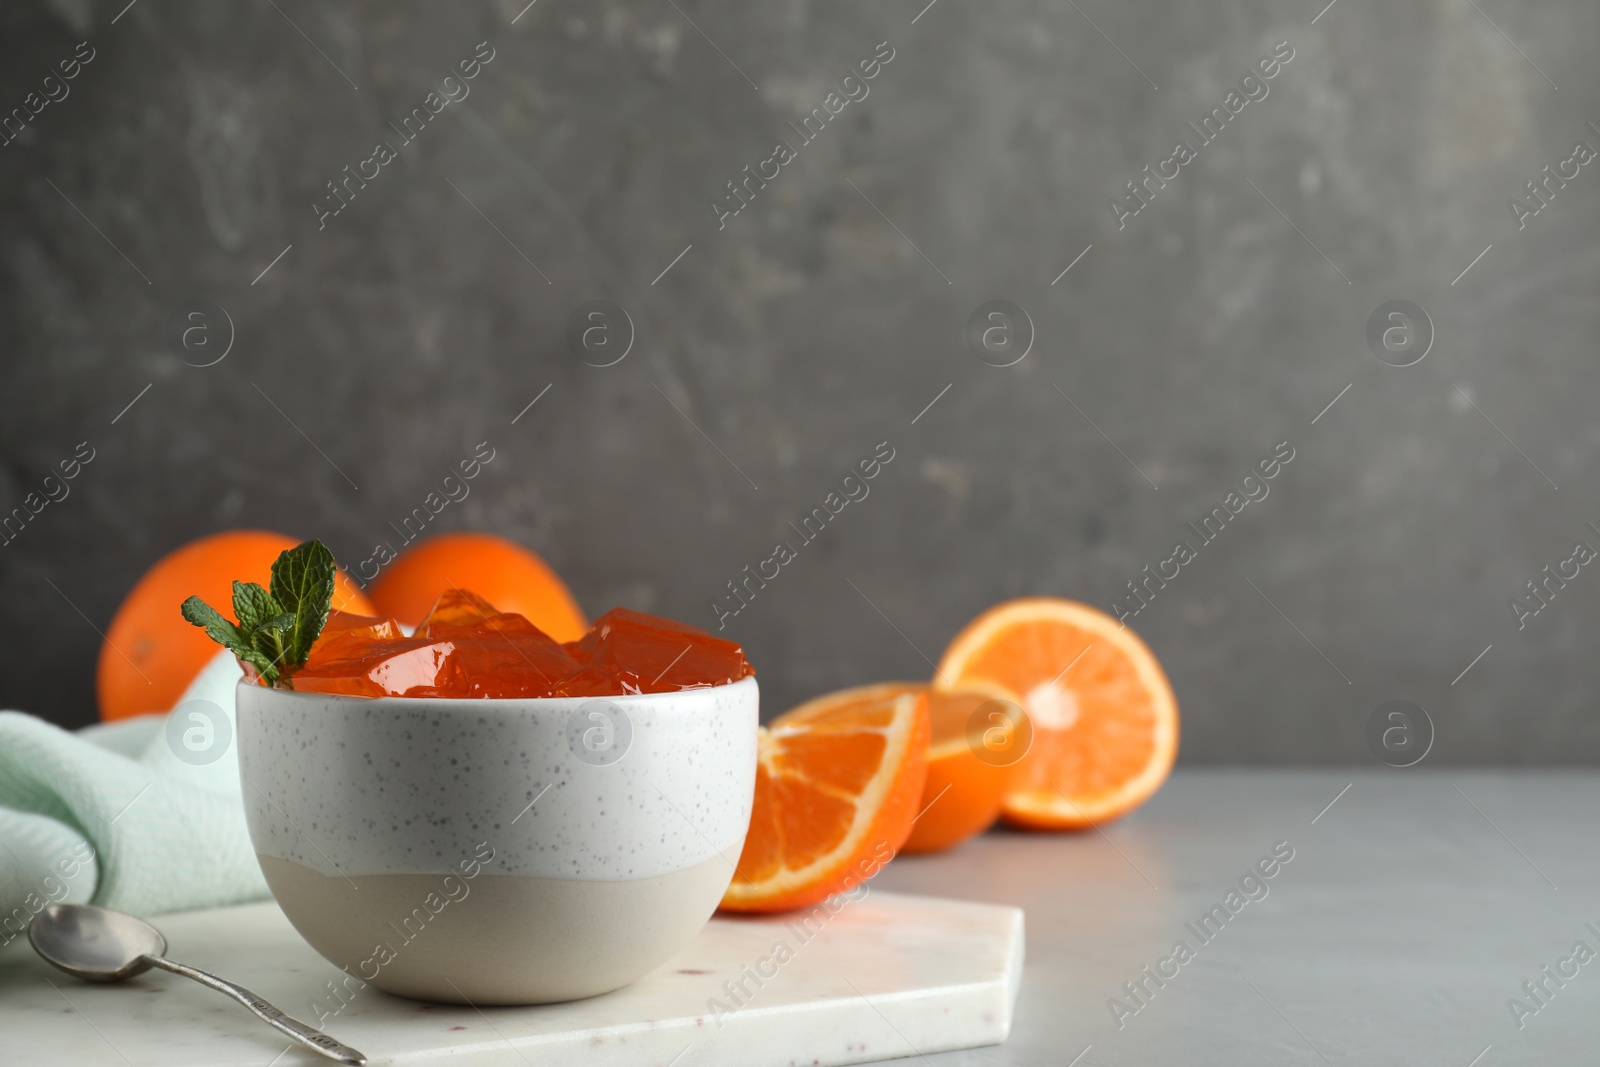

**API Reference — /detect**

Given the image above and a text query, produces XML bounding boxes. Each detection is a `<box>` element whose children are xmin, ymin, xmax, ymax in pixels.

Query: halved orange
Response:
<box><xmin>901</xmin><ymin>687</ymin><xmax>1020</xmax><ymax>854</ymax></box>
<box><xmin>720</xmin><ymin>683</ymin><xmax>931</xmax><ymax>913</ymax></box>
<box><xmin>936</xmin><ymin>598</ymin><xmax>1178</xmax><ymax>829</ymax></box>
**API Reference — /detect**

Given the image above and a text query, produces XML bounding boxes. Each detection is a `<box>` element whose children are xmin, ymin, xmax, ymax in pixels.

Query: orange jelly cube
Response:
<box><xmin>414</xmin><ymin>589</ymin><xmax>500</xmax><ymax>636</ymax></box>
<box><xmin>425</xmin><ymin>621</ymin><xmax>578</xmax><ymax>698</ymax></box>
<box><xmin>290</xmin><ymin>634</ymin><xmax>459</xmax><ymax>697</ymax></box>
<box><xmin>315</xmin><ymin>609</ymin><xmax>403</xmax><ymax>647</ymax></box>
<box><xmin>559</xmin><ymin>608</ymin><xmax>752</xmax><ymax>695</ymax></box>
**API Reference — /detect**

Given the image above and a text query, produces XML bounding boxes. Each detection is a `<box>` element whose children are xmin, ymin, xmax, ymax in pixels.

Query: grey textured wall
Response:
<box><xmin>2</xmin><ymin>0</ymin><xmax>1597</xmax><ymax>761</ymax></box>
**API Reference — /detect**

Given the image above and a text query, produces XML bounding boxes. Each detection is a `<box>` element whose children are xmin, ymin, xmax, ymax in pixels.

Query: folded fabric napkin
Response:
<box><xmin>0</xmin><ymin>650</ymin><xmax>268</xmax><ymax>952</ymax></box>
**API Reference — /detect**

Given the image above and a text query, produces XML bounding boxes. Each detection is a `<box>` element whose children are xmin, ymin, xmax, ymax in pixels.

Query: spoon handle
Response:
<box><xmin>141</xmin><ymin>954</ymin><xmax>366</xmax><ymax>1065</ymax></box>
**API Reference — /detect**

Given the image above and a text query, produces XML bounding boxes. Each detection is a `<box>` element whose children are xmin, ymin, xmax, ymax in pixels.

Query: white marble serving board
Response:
<box><xmin>0</xmin><ymin>891</ymin><xmax>1023</xmax><ymax>1067</ymax></box>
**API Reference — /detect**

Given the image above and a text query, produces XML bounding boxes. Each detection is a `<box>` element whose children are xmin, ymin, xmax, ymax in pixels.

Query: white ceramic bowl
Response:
<box><xmin>236</xmin><ymin>676</ymin><xmax>758</xmax><ymax>1005</ymax></box>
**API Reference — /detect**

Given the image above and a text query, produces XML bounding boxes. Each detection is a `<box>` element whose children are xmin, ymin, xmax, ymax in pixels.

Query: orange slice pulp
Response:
<box><xmin>719</xmin><ymin>683</ymin><xmax>930</xmax><ymax>913</ymax></box>
<box><xmin>935</xmin><ymin>597</ymin><xmax>1178</xmax><ymax>829</ymax></box>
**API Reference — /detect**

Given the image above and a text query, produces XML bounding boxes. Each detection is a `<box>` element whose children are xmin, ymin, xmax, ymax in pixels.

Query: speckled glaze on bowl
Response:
<box><xmin>236</xmin><ymin>676</ymin><xmax>758</xmax><ymax>1005</ymax></box>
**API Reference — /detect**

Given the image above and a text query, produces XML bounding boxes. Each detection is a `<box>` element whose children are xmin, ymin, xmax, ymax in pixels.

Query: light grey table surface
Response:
<box><xmin>872</xmin><ymin>768</ymin><xmax>1593</xmax><ymax>1067</ymax></box>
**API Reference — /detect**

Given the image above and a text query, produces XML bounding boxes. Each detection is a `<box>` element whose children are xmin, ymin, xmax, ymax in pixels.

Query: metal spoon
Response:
<box><xmin>30</xmin><ymin>903</ymin><xmax>366</xmax><ymax>1065</ymax></box>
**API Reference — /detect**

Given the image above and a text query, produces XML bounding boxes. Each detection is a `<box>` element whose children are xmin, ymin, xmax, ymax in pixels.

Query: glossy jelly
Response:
<box><xmin>285</xmin><ymin>591</ymin><xmax>754</xmax><ymax>698</ymax></box>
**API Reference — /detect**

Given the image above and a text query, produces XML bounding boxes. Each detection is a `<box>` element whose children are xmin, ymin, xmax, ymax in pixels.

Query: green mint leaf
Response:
<box><xmin>231</xmin><ymin>581</ymin><xmax>283</xmax><ymax>634</ymax></box>
<box><xmin>268</xmin><ymin>539</ymin><xmax>337</xmax><ymax>668</ymax></box>
<box><xmin>252</xmin><ymin>613</ymin><xmax>297</xmax><ymax>652</ymax></box>
<box><xmin>180</xmin><ymin>596</ymin><xmax>248</xmax><ymax>653</ymax></box>
<box><xmin>236</xmin><ymin>648</ymin><xmax>279</xmax><ymax>685</ymax></box>
<box><xmin>249</xmin><ymin>613</ymin><xmax>297</xmax><ymax>685</ymax></box>
<box><xmin>183</xmin><ymin>595</ymin><xmax>285</xmax><ymax>684</ymax></box>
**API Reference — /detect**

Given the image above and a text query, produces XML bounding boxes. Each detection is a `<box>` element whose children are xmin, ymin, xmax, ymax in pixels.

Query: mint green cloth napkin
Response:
<box><xmin>0</xmin><ymin>650</ymin><xmax>268</xmax><ymax>950</ymax></box>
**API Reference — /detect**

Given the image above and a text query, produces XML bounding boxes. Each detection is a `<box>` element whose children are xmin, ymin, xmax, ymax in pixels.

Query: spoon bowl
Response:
<box><xmin>30</xmin><ymin>904</ymin><xmax>164</xmax><ymax>982</ymax></box>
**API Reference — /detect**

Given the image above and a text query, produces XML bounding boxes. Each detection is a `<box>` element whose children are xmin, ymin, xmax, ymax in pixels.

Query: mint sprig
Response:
<box><xmin>180</xmin><ymin>539</ymin><xmax>338</xmax><ymax>687</ymax></box>
<box><xmin>268</xmin><ymin>538</ymin><xmax>337</xmax><ymax>663</ymax></box>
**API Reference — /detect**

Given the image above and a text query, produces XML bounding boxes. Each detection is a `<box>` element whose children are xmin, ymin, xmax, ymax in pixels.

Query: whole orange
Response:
<box><xmin>97</xmin><ymin>530</ymin><xmax>377</xmax><ymax>721</ymax></box>
<box><xmin>368</xmin><ymin>532</ymin><xmax>587</xmax><ymax>642</ymax></box>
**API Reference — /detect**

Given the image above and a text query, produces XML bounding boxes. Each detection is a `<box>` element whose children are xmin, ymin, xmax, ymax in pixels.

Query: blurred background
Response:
<box><xmin>2</xmin><ymin>0</ymin><xmax>1596</xmax><ymax>760</ymax></box>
